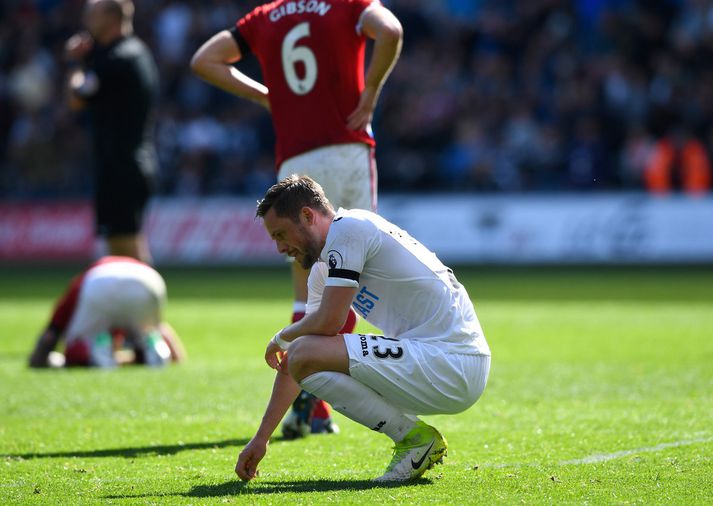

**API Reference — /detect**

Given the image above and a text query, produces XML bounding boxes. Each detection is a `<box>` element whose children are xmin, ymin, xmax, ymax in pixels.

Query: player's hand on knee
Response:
<box><xmin>264</xmin><ymin>339</ymin><xmax>284</xmax><ymax>370</ymax></box>
<box><xmin>235</xmin><ymin>438</ymin><xmax>267</xmax><ymax>481</ymax></box>
<box><xmin>276</xmin><ymin>351</ymin><xmax>289</xmax><ymax>374</ymax></box>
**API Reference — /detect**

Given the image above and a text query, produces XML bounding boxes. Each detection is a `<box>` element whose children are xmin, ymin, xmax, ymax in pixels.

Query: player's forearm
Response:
<box><xmin>280</xmin><ymin>309</ymin><xmax>345</xmax><ymax>343</ymax></box>
<box><xmin>28</xmin><ymin>328</ymin><xmax>60</xmax><ymax>367</ymax></box>
<box><xmin>192</xmin><ymin>62</ymin><xmax>269</xmax><ymax>107</ymax></box>
<box><xmin>254</xmin><ymin>371</ymin><xmax>301</xmax><ymax>441</ymax></box>
<box><xmin>363</xmin><ymin>19</ymin><xmax>402</xmax><ymax>94</ymax></box>
<box><xmin>159</xmin><ymin>322</ymin><xmax>187</xmax><ymax>362</ymax></box>
<box><xmin>279</xmin><ymin>286</ymin><xmax>356</xmax><ymax>342</ymax></box>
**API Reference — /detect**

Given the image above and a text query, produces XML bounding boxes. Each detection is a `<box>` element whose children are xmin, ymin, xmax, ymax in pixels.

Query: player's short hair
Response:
<box><xmin>256</xmin><ymin>175</ymin><xmax>334</xmax><ymax>222</ymax></box>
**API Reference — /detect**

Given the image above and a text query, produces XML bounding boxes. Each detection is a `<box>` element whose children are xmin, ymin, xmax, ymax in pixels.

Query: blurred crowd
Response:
<box><xmin>1</xmin><ymin>0</ymin><xmax>713</xmax><ymax>197</ymax></box>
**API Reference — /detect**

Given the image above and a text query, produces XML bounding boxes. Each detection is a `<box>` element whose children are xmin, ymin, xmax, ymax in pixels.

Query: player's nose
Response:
<box><xmin>276</xmin><ymin>240</ymin><xmax>288</xmax><ymax>254</ymax></box>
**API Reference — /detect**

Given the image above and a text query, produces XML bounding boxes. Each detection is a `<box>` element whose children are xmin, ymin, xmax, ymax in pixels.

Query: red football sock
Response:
<box><xmin>312</xmin><ymin>399</ymin><xmax>331</xmax><ymax>419</ymax></box>
<box><xmin>111</xmin><ymin>328</ymin><xmax>126</xmax><ymax>350</ymax></box>
<box><xmin>291</xmin><ymin>301</ymin><xmax>306</xmax><ymax>323</ymax></box>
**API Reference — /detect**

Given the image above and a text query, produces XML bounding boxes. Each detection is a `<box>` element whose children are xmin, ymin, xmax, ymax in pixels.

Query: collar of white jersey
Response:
<box><xmin>318</xmin><ymin>207</ymin><xmax>348</xmax><ymax>264</ymax></box>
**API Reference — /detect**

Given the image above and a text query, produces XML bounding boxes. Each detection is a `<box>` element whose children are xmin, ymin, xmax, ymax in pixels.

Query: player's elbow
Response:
<box><xmin>325</xmin><ymin>313</ymin><xmax>349</xmax><ymax>336</ymax></box>
<box><xmin>190</xmin><ymin>50</ymin><xmax>220</xmax><ymax>80</ymax></box>
<box><xmin>190</xmin><ymin>31</ymin><xmax>240</xmax><ymax>79</ymax></box>
<box><xmin>387</xmin><ymin>19</ymin><xmax>404</xmax><ymax>43</ymax></box>
<box><xmin>316</xmin><ymin>312</ymin><xmax>347</xmax><ymax>336</ymax></box>
<box><xmin>323</xmin><ymin>321</ymin><xmax>344</xmax><ymax>337</ymax></box>
<box><xmin>378</xmin><ymin>16</ymin><xmax>403</xmax><ymax>45</ymax></box>
<box><xmin>189</xmin><ymin>52</ymin><xmax>207</xmax><ymax>77</ymax></box>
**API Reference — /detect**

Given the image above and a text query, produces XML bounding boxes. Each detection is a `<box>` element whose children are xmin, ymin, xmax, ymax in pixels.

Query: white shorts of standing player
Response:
<box><xmin>278</xmin><ymin>142</ymin><xmax>377</xmax><ymax>212</ymax></box>
<box><xmin>64</xmin><ymin>262</ymin><xmax>170</xmax><ymax>367</ymax></box>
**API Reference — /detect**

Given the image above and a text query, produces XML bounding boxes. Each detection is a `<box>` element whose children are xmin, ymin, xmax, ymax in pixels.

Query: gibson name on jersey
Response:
<box><xmin>269</xmin><ymin>0</ymin><xmax>332</xmax><ymax>22</ymax></box>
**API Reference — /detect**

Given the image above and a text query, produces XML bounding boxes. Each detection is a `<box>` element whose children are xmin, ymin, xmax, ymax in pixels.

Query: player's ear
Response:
<box><xmin>301</xmin><ymin>207</ymin><xmax>315</xmax><ymax>225</ymax></box>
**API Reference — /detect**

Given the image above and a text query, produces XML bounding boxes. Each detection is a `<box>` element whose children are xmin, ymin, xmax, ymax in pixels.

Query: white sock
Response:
<box><xmin>293</xmin><ymin>301</ymin><xmax>307</xmax><ymax>313</ymax></box>
<box><xmin>300</xmin><ymin>371</ymin><xmax>415</xmax><ymax>442</ymax></box>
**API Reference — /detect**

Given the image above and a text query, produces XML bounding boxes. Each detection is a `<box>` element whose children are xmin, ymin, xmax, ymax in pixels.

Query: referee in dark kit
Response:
<box><xmin>65</xmin><ymin>0</ymin><xmax>159</xmax><ymax>262</ymax></box>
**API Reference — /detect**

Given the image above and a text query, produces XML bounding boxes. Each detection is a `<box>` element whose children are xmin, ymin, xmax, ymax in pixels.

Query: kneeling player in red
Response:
<box><xmin>28</xmin><ymin>256</ymin><xmax>185</xmax><ymax>368</ymax></box>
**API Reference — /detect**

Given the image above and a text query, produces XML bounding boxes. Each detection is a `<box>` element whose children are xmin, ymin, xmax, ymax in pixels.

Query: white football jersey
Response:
<box><xmin>314</xmin><ymin>208</ymin><xmax>490</xmax><ymax>355</ymax></box>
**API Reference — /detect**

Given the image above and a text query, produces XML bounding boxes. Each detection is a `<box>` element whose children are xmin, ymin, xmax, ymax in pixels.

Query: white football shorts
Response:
<box><xmin>278</xmin><ymin>142</ymin><xmax>377</xmax><ymax>211</ymax></box>
<box><xmin>343</xmin><ymin>333</ymin><xmax>490</xmax><ymax>415</ymax></box>
<box><xmin>65</xmin><ymin>263</ymin><xmax>166</xmax><ymax>343</ymax></box>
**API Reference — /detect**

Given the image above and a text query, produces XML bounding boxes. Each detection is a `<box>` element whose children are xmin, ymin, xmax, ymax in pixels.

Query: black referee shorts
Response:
<box><xmin>95</xmin><ymin>172</ymin><xmax>153</xmax><ymax>237</ymax></box>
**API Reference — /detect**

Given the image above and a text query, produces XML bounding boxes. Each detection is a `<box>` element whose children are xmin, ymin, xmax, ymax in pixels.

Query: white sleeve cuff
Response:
<box><xmin>272</xmin><ymin>330</ymin><xmax>291</xmax><ymax>351</ymax></box>
<box><xmin>325</xmin><ymin>277</ymin><xmax>359</xmax><ymax>288</ymax></box>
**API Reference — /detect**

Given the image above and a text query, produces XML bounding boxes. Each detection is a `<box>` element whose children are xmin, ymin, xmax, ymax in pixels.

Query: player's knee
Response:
<box><xmin>287</xmin><ymin>336</ymin><xmax>318</xmax><ymax>382</ymax></box>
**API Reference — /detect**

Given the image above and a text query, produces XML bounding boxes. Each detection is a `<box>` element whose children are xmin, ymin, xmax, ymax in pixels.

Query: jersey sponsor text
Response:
<box><xmin>353</xmin><ymin>286</ymin><xmax>379</xmax><ymax>318</ymax></box>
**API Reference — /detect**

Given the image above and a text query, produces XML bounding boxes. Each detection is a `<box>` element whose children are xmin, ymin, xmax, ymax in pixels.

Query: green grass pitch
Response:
<box><xmin>1</xmin><ymin>265</ymin><xmax>712</xmax><ymax>504</ymax></box>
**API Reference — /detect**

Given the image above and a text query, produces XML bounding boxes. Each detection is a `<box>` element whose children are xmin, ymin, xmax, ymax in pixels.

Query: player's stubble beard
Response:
<box><xmin>297</xmin><ymin>225</ymin><xmax>321</xmax><ymax>270</ymax></box>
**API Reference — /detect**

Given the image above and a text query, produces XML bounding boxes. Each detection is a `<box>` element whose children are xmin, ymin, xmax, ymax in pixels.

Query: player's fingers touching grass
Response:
<box><xmin>235</xmin><ymin>438</ymin><xmax>267</xmax><ymax>481</ymax></box>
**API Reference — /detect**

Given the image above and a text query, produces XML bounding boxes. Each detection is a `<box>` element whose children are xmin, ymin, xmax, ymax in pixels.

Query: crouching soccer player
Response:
<box><xmin>235</xmin><ymin>176</ymin><xmax>491</xmax><ymax>482</ymax></box>
<box><xmin>28</xmin><ymin>256</ymin><xmax>185</xmax><ymax>368</ymax></box>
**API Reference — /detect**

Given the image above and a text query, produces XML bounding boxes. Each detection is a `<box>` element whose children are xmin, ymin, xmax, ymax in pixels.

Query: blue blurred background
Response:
<box><xmin>1</xmin><ymin>0</ymin><xmax>712</xmax><ymax>265</ymax></box>
<box><xmin>3</xmin><ymin>0</ymin><xmax>713</xmax><ymax>197</ymax></box>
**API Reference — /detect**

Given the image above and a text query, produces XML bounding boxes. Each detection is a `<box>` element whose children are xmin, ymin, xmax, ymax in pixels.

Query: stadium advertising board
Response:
<box><xmin>0</xmin><ymin>202</ymin><xmax>94</xmax><ymax>260</ymax></box>
<box><xmin>144</xmin><ymin>198</ymin><xmax>278</xmax><ymax>264</ymax></box>
<box><xmin>1</xmin><ymin>195</ymin><xmax>711</xmax><ymax>263</ymax></box>
<box><xmin>379</xmin><ymin>194</ymin><xmax>713</xmax><ymax>263</ymax></box>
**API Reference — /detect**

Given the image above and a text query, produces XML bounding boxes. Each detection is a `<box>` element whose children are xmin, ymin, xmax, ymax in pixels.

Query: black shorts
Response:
<box><xmin>95</xmin><ymin>173</ymin><xmax>152</xmax><ymax>237</ymax></box>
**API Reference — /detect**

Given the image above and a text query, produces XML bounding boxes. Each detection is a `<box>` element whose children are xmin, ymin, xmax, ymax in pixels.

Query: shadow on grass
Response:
<box><xmin>187</xmin><ymin>478</ymin><xmax>432</xmax><ymax>495</ymax></box>
<box><xmin>103</xmin><ymin>477</ymin><xmax>432</xmax><ymax>499</ymax></box>
<box><xmin>4</xmin><ymin>438</ymin><xmax>250</xmax><ymax>460</ymax></box>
